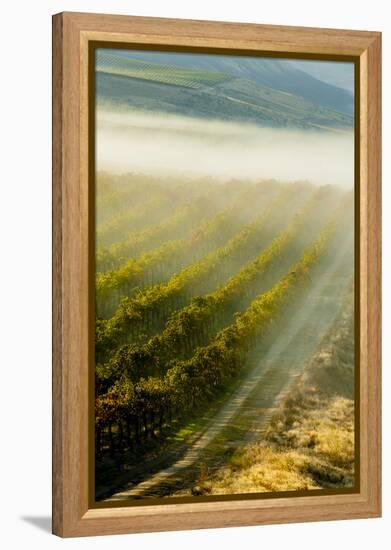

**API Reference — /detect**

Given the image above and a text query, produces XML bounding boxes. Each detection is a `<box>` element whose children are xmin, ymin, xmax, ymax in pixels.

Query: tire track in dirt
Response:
<box><xmin>106</xmin><ymin>234</ymin><xmax>353</xmax><ymax>501</ymax></box>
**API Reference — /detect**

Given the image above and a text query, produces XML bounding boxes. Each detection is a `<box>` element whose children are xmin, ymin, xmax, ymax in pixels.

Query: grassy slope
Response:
<box><xmin>97</xmin><ymin>50</ymin><xmax>233</xmax><ymax>89</ymax></box>
<box><xmin>196</xmin><ymin>294</ymin><xmax>355</xmax><ymax>494</ymax></box>
<box><xmin>96</xmin><ymin>52</ymin><xmax>353</xmax><ymax>129</ymax></box>
<box><xmin>102</xmin><ymin>49</ymin><xmax>354</xmax><ymax>115</ymax></box>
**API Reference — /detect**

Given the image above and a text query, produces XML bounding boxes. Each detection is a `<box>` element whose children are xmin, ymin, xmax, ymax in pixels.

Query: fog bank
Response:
<box><xmin>97</xmin><ymin>110</ymin><xmax>354</xmax><ymax>187</ymax></box>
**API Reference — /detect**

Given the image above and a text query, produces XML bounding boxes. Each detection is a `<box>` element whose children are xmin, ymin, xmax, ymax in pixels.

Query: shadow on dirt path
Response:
<box><xmin>106</xmin><ymin>234</ymin><xmax>353</xmax><ymax>501</ymax></box>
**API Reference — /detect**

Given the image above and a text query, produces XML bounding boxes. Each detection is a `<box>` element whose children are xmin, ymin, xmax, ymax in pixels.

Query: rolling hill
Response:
<box><xmin>96</xmin><ymin>50</ymin><xmax>353</xmax><ymax>130</ymax></box>
<box><xmin>100</xmin><ymin>49</ymin><xmax>354</xmax><ymax>115</ymax></box>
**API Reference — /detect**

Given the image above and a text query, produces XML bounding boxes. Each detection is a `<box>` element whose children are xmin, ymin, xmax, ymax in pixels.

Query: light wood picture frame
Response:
<box><xmin>52</xmin><ymin>11</ymin><xmax>381</xmax><ymax>538</ymax></box>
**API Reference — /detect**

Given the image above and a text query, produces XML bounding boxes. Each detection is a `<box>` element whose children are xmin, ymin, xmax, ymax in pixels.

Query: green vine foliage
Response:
<box><xmin>94</xmin><ymin>175</ymin><xmax>352</xmax><ymax>459</ymax></box>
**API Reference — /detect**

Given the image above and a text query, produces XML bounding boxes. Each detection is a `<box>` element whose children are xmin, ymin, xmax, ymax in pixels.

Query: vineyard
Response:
<box><xmin>97</xmin><ymin>50</ymin><xmax>234</xmax><ymax>90</ymax></box>
<box><xmin>94</xmin><ymin>173</ymin><xmax>354</xmax><ymax>499</ymax></box>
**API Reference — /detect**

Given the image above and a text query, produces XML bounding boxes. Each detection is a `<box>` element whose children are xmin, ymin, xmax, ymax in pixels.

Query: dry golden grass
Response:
<box><xmin>195</xmin><ymin>297</ymin><xmax>355</xmax><ymax>495</ymax></box>
<box><xmin>200</xmin><ymin>396</ymin><xmax>354</xmax><ymax>495</ymax></box>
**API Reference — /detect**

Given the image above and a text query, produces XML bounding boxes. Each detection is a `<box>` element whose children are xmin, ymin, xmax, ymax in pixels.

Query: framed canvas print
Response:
<box><xmin>52</xmin><ymin>12</ymin><xmax>381</xmax><ymax>537</ymax></box>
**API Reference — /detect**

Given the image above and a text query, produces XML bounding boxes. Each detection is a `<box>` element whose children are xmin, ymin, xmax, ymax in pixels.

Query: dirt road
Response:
<box><xmin>106</xmin><ymin>234</ymin><xmax>353</xmax><ymax>501</ymax></box>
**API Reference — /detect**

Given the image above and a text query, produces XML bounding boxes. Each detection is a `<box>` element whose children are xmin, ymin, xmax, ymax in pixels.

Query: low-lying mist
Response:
<box><xmin>97</xmin><ymin>110</ymin><xmax>354</xmax><ymax>187</ymax></box>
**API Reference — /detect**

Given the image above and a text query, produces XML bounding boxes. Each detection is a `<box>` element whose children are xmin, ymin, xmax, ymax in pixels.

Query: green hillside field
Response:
<box><xmin>96</xmin><ymin>50</ymin><xmax>353</xmax><ymax>130</ymax></box>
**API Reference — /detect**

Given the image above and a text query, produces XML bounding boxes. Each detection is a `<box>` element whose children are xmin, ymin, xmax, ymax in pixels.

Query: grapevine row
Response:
<box><xmin>96</xmin><ymin>172</ymin><xmax>218</xmax><ymax>224</ymax></box>
<box><xmin>97</xmin><ymin>192</ymin><xmax>182</xmax><ymax>248</ymax></box>
<box><xmin>96</xmin><ymin>181</ymin><xmax>250</xmax><ymax>272</ymax></box>
<box><xmin>96</xmin><ymin>209</ymin><xmax>245</xmax><ymax>318</ymax></box>
<box><xmin>96</xmin><ymin>173</ymin><xmax>166</xmax><ymax>224</ymax></box>
<box><xmin>95</xmin><ymin>211</ymin><xmax>341</xmax><ymax>454</ymax></box>
<box><xmin>95</xmin><ymin>183</ymin><xmax>312</xmax><ymax>360</ymax></box>
<box><xmin>98</xmin><ymin>185</ymin><xmax>342</xmax><ymax>388</ymax></box>
<box><xmin>95</xmin><ymin>181</ymin><xmax>285</xmax><ymax>317</ymax></box>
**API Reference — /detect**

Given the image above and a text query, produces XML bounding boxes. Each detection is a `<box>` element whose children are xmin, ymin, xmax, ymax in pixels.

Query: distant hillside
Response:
<box><xmin>96</xmin><ymin>51</ymin><xmax>353</xmax><ymax>131</ymax></box>
<box><xmin>103</xmin><ymin>49</ymin><xmax>354</xmax><ymax>115</ymax></box>
<box><xmin>97</xmin><ymin>50</ymin><xmax>234</xmax><ymax>89</ymax></box>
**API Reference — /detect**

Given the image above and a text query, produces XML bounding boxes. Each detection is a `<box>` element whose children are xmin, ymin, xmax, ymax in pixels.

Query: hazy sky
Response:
<box><xmin>288</xmin><ymin>60</ymin><xmax>354</xmax><ymax>92</ymax></box>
